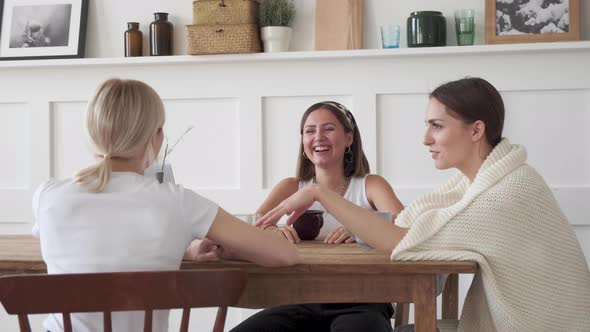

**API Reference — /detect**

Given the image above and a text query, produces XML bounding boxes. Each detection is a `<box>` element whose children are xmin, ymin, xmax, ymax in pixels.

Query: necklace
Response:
<box><xmin>312</xmin><ymin>176</ymin><xmax>351</xmax><ymax>196</ymax></box>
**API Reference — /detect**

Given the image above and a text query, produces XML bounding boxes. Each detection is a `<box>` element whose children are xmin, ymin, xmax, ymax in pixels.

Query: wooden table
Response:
<box><xmin>0</xmin><ymin>235</ymin><xmax>476</xmax><ymax>332</ymax></box>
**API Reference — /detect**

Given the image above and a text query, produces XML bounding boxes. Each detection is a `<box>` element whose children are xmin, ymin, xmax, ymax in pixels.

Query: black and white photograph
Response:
<box><xmin>8</xmin><ymin>4</ymin><xmax>71</xmax><ymax>48</ymax></box>
<box><xmin>485</xmin><ymin>0</ymin><xmax>579</xmax><ymax>44</ymax></box>
<box><xmin>0</xmin><ymin>0</ymin><xmax>88</xmax><ymax>60</ymax></box>
<box><xmin>495</xmin><ymin>0</ymin><xmax>570</xmax><ymax>36</ymax></box>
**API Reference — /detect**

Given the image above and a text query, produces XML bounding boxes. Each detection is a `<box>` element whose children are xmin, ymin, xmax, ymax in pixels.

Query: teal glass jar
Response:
<box><xmin>407</xmin><ymin>11</ymin><xmax>446</xmax><ymax>47</ymax></box>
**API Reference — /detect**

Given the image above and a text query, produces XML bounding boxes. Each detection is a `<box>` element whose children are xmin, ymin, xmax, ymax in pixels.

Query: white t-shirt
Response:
<box><xmin>295</xmin><ymin>176</ymin><xmax>374</xmax><ymax>239</ymax></box>
<box><xmin>32</xmin><ymin>172</ymin><xmax>218</xmax><ymax>332</ymax></box>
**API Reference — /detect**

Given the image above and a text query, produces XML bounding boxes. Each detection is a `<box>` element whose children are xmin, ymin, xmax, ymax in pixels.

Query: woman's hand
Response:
<box><xmin>261</xmin><ymin>224</ymin><xmax>301</xmax><ymax>243</ymax></box>
<box><xmin>256</xmin><ymin>187</ymin><xmax>316</xmax><ymax>227</ymax></box>
<box><xmin>324</xmin><ymin>227</ymin><xmax>355</xmax><ymax>244</ymax></box>
<box><xmin>183</xmin><ymin>238</ymin><xmax>223</xmax><ymax>262</ymax></box>
<box><xmin>273</xmin><ymin>226</ymin><xmax>302</xmax><ymax>243</ymax></box>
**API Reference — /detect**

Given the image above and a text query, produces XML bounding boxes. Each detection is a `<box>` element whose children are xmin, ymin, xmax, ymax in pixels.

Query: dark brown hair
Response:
<box><xmin>296</xmin><ymin>101</ymin><xmax>370</xmax><ymax>180</ymax></box>
<box><xmin>430</xmin><ymin>77</ymin><xmax>505</xmax><ymax>146</ymax></box>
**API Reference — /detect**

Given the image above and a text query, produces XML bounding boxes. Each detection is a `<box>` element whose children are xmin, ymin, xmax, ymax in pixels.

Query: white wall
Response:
<box><xmin>84</xmin><ymin>0</ymin><xmax>590</xmax><ymax>58</ymax></box>
<box><xmin>1</xmin><ymin>0</ymin><xmax>590</xmax><ymax>331</ymax></box>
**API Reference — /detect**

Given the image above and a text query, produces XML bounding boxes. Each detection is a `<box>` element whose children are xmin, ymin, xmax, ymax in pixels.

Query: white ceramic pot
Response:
<box><xmin>260</xmin><ymin>26</ymin><xmax>293</xmax><ymax>52</ymax></box>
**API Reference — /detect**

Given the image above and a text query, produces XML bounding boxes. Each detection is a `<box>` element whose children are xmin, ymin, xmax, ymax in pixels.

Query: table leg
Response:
<box><xmin>394</xmin><ymin>302</ymin><xmax>409</xmax><ymax>327</ymax></box>
<box><xmin>442</xmin><ymin>273</ymin><xmax>458</xmax><ymax>319</ymax></box>
<box><xmin>413</xmin><ymin>274</ymin><xmax>437</xmax><ymax>332</ymax></box>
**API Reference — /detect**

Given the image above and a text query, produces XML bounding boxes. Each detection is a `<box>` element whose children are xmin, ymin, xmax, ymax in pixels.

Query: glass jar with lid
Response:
<box><xmin>149</xmin><ymin>12</ymin><xmax>173</xmax><ymax>56</ymax></box>
<box><xmin>407</xmin><ymin>11</ymin><xmax>446</xmax><ymax>47</ymax></box>
<box><xmin>124</xmin><ymin>22</ymin><xmax>142</xmax><ymax>57</ymax></box>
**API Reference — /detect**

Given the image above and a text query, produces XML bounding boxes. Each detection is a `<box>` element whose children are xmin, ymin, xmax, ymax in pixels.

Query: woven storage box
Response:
<box><xmin>186</xmin><ymin>24</ymin><xmax>261</xmax><ymax>55</ymax></box>
<box><xmin>193</xmin><ymin>0</ymin><xmax>258</xmax><ymax>25</ymax></box>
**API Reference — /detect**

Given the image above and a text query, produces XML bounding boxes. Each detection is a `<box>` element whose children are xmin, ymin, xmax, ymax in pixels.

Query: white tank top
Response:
<box><xmin>297</xmin><ymin>176</ymin><xmax>375</xmax><ymax>240</ymax></box>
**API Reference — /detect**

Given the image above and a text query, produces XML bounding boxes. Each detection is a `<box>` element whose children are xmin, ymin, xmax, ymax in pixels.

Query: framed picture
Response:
<box><xmin>485</xmin><ymin>0</ymin><xmax>580</xmax><ymax>44</ymax></box>
<box><xmin>0</xmin><ymin>0</ymin><xmax>88</xmax><ymax>60</ymax></box>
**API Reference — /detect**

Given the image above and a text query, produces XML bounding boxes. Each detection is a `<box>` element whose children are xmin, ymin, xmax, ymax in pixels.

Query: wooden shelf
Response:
<box><xmin>0</xmin><ymin>41</ymin><xmax>589</xmax><ymax>69</ymax></box>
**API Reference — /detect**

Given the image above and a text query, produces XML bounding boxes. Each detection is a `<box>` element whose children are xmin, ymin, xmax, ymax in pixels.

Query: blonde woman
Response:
<box><xmin>32</xmin><ymin>78</ymin><xmax>301</xmax><ymax>332</ymax></box>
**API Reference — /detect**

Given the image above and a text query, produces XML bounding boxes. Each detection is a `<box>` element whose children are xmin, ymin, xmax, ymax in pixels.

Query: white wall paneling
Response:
<box><xmin>0</xmin><ymin>102</ymin><xmax>30</xmax><ymax>223</ymax></box>
<box><xmin>377</xmin><ymin>93</ymin><xmax>454</xmax><ymax>187</ymax></box>
<box><xmin>502</xmin><ymin>90</ymin><xmax>590</xmax><ymax>187</ymax></box>
<box><xmin>502</xmin><ymin>89</ymin><xmax>590</xmax><ymax>226</ymax></box>
<box><xmin>352</xmin><ymin>92</ymin><xmax>378</xmax><ymax>170</ymax></box>
<box><xmin>52</xmin><ymin>101</ymin><xmax>93</xmax><ymax>180</ymax></box>
<box><xmin>237</xmin><ymin>95</ymin><xmax>263</xmax><ymax>191</ymax></box>
<box><xmin>0</xmin><ymin>103</ymin><xmax>29</xmax><ymax>188</ymax></box>
<box><xmin>1</xmin><ymin>43</ymin><xmax>590</xmax><ymax>330</ymax></box>
<box><xmin>163</xmin><ymin>98</ymin><xmax>240</xmax><ymax>189</ymax></box>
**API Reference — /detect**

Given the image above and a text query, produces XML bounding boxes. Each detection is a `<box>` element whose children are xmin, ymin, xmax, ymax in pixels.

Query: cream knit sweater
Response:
<box><xmin>391</xmin><ymin>139</ymin><xmax>590</xmax><ymax>332</ymax></box>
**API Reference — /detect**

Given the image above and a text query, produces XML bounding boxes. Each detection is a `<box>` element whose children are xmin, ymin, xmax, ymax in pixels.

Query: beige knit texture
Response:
<box><xmin>391</xmin><ymin>139</ymin><xmax>590</xmax><ymax>332</ymax></box>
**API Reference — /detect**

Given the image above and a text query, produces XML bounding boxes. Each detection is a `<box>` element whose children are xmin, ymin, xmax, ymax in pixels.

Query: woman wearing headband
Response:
<box><xmin>260</xmin><ymin>101</ymin><xmax>403</xmax><ymax>244</ymax></box>
<box><xmin>230</xmin><ymin>101</ymin><xmax>403</xmax><ymax>332</ymax></box>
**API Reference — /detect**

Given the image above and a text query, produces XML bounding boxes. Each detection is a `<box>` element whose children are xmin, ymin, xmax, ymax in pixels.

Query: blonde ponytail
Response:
<box><xmin>75</xmin><ymin>155</ymin><xmax>113</xmax><ymax>192</ymax></box>
<box><xmin>76</xmin><ymin>79</ymin><xmax>165</xmax><ymax>192</ymax></box>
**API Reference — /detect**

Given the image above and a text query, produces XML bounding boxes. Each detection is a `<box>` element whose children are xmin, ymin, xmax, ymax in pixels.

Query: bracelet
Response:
<box><xmin>262</xmin><ymin>224</ymin><xmax>278</xmax><ymax>230</ymax></box>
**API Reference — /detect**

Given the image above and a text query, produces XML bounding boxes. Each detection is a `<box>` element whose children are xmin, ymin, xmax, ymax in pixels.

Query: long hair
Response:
<box><xmin>296</xmin><ymin>101</ymin><xmax>370</xmax><ymax>180</ymax></box>
<box><xmin>430</xmin><ymin>77</ymin><xmax>505</xmax><ymax>147</ymax></box>
<box><xmin>75</xmin><ymin>79</ymin><xmax>165</xmax><ymax>192</ymax></box>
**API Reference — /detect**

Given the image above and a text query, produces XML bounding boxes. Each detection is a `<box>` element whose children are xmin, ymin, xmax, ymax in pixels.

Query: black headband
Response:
<box><xmin>319</xmin><ymin>101</ymin><xmax>356</xmax><ymax>130</ymax></box>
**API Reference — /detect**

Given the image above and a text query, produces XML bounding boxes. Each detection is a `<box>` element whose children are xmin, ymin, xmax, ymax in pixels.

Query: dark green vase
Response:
<box><xmin>407</xmin><ymin>11</ymin><xmax>446</xmax><ymax>47</ymax></box>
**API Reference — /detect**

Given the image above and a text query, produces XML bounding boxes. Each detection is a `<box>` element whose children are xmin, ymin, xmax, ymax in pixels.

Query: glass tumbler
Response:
<box><xmin>380</xmin><ymin>24</ymin><xmax>400</xmax><ymax>49</ymax></box>
<box><xmin>455</xmin><ymin>9</ymin><xmax>475</xmax><ymax>46</ymax></box>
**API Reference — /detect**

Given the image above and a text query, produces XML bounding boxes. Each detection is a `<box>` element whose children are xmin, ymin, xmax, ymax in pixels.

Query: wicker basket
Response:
<box><xmin>193</xmin><ymin>0</ymin><xmax>259</xmax><ymax>25</ymax></box>
<box><xmin>186</xmin><ymin>24</ymin><xmax>261</xmax><ymax>55</ymax></box>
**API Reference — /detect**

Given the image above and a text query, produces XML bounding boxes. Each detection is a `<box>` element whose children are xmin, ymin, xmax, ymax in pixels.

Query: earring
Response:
<box><xmin>302</xmin><ymin>151</ymin><xmax>308</xmax><ymax>159</ymax></box>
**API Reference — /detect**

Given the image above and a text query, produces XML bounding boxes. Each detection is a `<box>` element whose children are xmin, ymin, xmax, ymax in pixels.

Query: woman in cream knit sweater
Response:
<box><xmin>257</xmin><ymin>77</ymin><xmax>590</xmax><ymax>331</ymax></box>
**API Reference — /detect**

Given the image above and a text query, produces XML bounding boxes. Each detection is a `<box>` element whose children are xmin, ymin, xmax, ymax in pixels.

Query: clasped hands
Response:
<box><xmin>183</xmin><ymin>238</ymin><xmax>224</xmax><ymax>262</ymax></box>
<box><xmin>257</xmin><ymin>186</ymin><xmax>354</xmax><ymax>244</ymax></box>
<box><xmin>266</xmin><ymin>225</ymin><xmax>354</xmax><ymax>244</ymax></box>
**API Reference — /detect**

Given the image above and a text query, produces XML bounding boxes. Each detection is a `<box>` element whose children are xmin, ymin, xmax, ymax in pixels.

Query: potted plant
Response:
<box><xmin>259</xmin><ymin>0</ymin><xmax>296</xmax><ymax>52</ymax></box>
